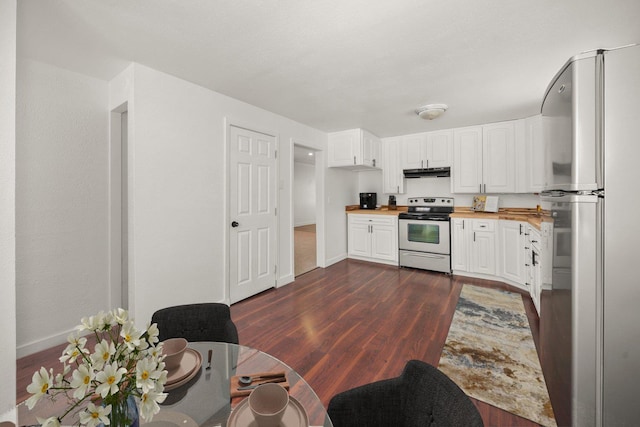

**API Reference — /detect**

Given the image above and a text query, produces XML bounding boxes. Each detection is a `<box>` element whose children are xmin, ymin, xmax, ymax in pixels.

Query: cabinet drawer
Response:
<box><xmin>348</xmin><ymin>214</ymin><xmax>397</xmax><ymax>226</ymax></box>
<box><xmin>472</xmin><ymin>219</ymin><xmax>495</xmax><ymax>232</ymax></box>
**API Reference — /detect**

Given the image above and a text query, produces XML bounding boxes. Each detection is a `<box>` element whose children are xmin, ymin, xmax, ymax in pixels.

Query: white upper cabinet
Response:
<box><xmin>362</xmin><ymin>130</ymin><xmax>380</xmax><ymax>168</ymax></box>
<box><xmin>426</xmin><ymin>130</ymin><xmax>454</xmax><ymax>168</ymax></box>
<box><xmin>452</xmin><ymin>126</ymin><xmax>484</xmax><ymax>193</ymax></box>
<box><xmin>400</xmin><ymin>134</ymin><xmax>425</xmax><ymax>170</ymax></box>
<box><xmin>328</xmin><ymin>128</ymin><xmax>381</xmax><ymax>170</ymax></box>
<box><xmin>483</xmin><ymin>122</ymin><xmax>516</xmax><ymax>193</ymax></box>
<box><xmin>400</xmin><ymin>130</ymin><xmax>453</xmax><ymax>170</ymax></box>
<box><xmin>381</xmin><ymin>138</ymin><xmax>405</xmax><ymax>194</ymax></box>
<box><xmin>452</xmin><ymin>121</ymin><xmax>516</xmax><ymax>193</ymax></box>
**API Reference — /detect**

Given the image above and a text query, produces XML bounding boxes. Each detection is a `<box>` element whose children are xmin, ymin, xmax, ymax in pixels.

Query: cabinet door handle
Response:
<box><xmin>483</xmin><ymin>183</ymin><xmax>486</xmax><ymax>193</ymax></box>
<box><xmin>519</xmin><ymin>224</ymin><xmax>523</xmax><ymax>235</ymax></box>
<box><xmin>473</xmin><ymin>232</ymin><xmax>476</xmax><ymax>242</ymax></box>
<box><xmin>353</xmin><ymin>156</ymin><xmax>356</xmax><ymax>165</ymax></box>
<box><xmin>396</xmin><ymin>185</ymin><xmax>399</xmax><ymax>193</ymax></box>
<box><xmin>425</xmin><ymin>159</ymin><xmax>429</xmax><ymax>168</ymax></box>
<box><xmin>480</xmin><ymin>184</ymin><xmax>482</xmax><ymax>193</ymax></box>
<box><xmin>532</xmin><ymin>240</ymin><xmax>538</xmax><ymax>243</ymax></box>
<box><xmin>372</xmin><ymin>159</ymin><xmax>376</xmax><ymax>167</ymax></box>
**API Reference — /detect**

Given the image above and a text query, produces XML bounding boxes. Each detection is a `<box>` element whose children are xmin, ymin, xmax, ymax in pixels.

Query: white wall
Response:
<box><xmin>0</xmin><ymin>0</ymin><xmax>17</xmax><ymax>420</ymax></box>
<box><xmin>109</xmin><ymin>64</ymin><xmax>331</xmax><ymax>325</ymax></box>
<box><xmin>324</xmin><ymin>165</ymin><xmax>357</xmax><ymax>265</ymax></box>
<box><xmin>293</xmin><ymin>162</ymin><xmax>316</xmax><ymax>226</ymax></box>
<box><xmin>12</xmin><ymin>59</ymin><xmax>349</xmax><ymax>355</ymax></box>
<box><xmin>15</xmin><ymin>59</ymin><xmax>110</xmax><ymax>356</ymax></box>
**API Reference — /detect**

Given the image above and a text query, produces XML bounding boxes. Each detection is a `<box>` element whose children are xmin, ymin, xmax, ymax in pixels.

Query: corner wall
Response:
<box><xmin>0</xmin><ymin>0</ymin><xmax>17</xmax><ymax>420</ymax></box>
<box><xmin>15</xmin><ymin>59</ymin><xmax>110</xmax><ymax>356</ymax></box>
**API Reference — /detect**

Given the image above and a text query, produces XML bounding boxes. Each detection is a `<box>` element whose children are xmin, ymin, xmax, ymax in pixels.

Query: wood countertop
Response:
<box><xmin>450</xmin><ymin>207</ymin><xmax>552</xmax><ymax>230</ymax></box>
<box><xmin>345</xmin><ymin>205</ymin><xmax>407</xmax><ymax>216</ymax></box>
<box><xmin>344</xmin><ymin>205</ymin><xmax>552</xmax><ymax>229</ymax></box>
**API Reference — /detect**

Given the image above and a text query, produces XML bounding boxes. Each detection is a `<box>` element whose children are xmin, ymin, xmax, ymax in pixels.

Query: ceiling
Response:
<box><xmin>16</xmin><ymin>0</ymin><xmax>640</xmax><ymax>138</ymax></box>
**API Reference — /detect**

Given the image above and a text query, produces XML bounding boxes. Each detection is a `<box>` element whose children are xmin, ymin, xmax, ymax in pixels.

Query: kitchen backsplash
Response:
<box><xmin>357</xmin><ymin>171</ymin><xmax>540</xmax><ymax>208</ymax></box>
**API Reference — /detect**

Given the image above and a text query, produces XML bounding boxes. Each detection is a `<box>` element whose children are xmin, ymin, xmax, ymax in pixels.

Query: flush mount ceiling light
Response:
<box><xmin>416</xmin><ymin>103</ymin><xmax>448</xmax><ymax>120</ymax></box>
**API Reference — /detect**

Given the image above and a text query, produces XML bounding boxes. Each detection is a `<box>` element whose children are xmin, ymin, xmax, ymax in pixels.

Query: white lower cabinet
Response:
<box><xmin>451</xmin><ymin>218</ymin><xmax>468</xmax><ymax>271</ymax></box>
<box><xmin>348</xmin><ymin>214</ymin><xmax>398</xmax><ymax>265</ymax></box>
<box><xmin>451</xmin><ymin>218</ymin><xmax>496</xmax><ymax>275</ymax></box>
<box><xmin>498</xmin><ymin>220</ymin><xmax>527</xmax><ymax>286</ymax></box>
<box><xmin>470</xmin><ymin>220</ymin><xmax>496</xmax><ymax>275</ymax></box>
<box><xmin>529</xmin><ymin>226</ymin><xmax>542</xmax><ymax>315</ymax></box>
<box><xmin>454</xmin><ymin>216</ymin><xmax>545</xmax><ymax>314</ymax></box>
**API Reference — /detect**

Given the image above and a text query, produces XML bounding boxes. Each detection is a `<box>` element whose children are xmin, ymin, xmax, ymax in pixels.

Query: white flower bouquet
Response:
<box><xmin>26</xmin><ymin>309</ymin><xmax>168</xmax><ymax>427</ymax></box>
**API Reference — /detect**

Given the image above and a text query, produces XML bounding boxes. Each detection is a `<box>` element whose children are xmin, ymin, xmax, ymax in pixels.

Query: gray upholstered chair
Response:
<box><xmin>327</xmin><ymin>360</ymin><xmax>483</xmax><ymax>427</ymax></box>
<box><xmin>151</xmin><ymin>303</ymin><xmax>239</xmax><ymax>344</ymax></box>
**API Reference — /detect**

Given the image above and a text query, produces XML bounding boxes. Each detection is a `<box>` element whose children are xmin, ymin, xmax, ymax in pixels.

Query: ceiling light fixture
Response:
<box><xmin>416</xmin><ymin>103</ymin><xmax>448</xmax><ymax>120</ymax></box>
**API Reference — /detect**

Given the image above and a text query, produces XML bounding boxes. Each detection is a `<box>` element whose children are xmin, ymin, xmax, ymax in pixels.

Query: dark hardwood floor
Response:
<box><xmin>17</xmin><ymin>259</ymin><xmax>545</xmax><ymax>426</ymax></box>
<box><xmin>231</xmin><ymin>259</ymin><xmax>544</xmax><ymax>427</ymax></box>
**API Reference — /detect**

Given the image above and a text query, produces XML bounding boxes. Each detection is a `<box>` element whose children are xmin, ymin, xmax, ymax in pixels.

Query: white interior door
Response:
<box><xmin>229</xmin><ymin>126</ymin><xmax>277</xmax><ymax>303</ymax></box>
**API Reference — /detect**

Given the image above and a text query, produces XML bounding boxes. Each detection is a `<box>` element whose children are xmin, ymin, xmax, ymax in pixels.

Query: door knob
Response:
<box><xmin>231</xmin><ymin>221</ymin><xmax>239</xmax><ymax>228</ymax></box>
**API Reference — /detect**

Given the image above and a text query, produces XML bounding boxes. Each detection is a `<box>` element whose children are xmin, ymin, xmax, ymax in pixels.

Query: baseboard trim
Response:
<box><xmin>452</xmin><ymin>270</ymin><xmax>528</xmax><ymax>293</ymax></box>
<box><xmin>325</xmin><ymin>253</ymin><xmax>347</xmax><ymax>267</ymax></box>
<box><xmin>1</xmin><ymin>407</ymin><xmax>16</xmax><ymax>424</ymax></box>
<box><xmin>277</xmin><ymin>273</ymin><xmax>295</xmax><ymax>287</ymax></box>
<box><xmin>17</xmin><ymin>328</ymin><xmax>75</xmax><ymax>358</ymax></box>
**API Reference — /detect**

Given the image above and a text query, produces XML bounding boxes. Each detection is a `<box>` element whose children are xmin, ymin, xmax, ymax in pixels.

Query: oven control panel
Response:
<box><xmin>407</xmin><ymin>197</ymin><xmax>454</xmax><ymax>207</ymax></box>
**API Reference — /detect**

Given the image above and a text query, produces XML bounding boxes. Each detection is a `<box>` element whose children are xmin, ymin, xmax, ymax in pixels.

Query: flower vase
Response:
<box><xmin>105</xmin><ymin>395</ymin><xmax>139</xmax><ymax>427</ymax></box>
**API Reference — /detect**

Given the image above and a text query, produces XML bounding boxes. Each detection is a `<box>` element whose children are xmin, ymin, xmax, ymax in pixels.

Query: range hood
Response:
<box><xmin>403</xmin><ymin>166</ymin><xmax>451</xmax><ymax>178</ymax></box>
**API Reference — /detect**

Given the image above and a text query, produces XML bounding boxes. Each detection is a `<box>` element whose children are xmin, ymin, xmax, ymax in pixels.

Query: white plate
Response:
<box><xmin>227</xmin><ymin>396</ymin><xmax>309</xmax><ymax>427</ymax></box>
<box><xmin>144</xmin><ymin>410</ymin><xmax>198</xmax><ymax>427</ymax></box>
<box><xmin>164</xmin><ymin>349</ymin><xmax>202</xmax><ymax>391</ymax></box>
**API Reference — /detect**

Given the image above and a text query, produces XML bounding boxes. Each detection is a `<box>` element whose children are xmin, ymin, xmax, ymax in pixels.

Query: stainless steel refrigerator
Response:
<box><xmin>540</xmin><ymin>44</ymin><xmax>640</xmax><ymax>427</ymax></box>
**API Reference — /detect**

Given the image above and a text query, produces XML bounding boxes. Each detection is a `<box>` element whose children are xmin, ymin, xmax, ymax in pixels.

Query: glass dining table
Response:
<box><xmin>18</xmin><ymin>342</ymin><xmax>333</xmax><ymax>427</ymax></box>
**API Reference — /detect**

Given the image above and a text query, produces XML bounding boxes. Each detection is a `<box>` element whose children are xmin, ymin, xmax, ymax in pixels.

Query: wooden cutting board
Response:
<box><xmin>230</xmin><ymin>371</ymin><xmax>289</xmax><ymax>398</ymax></box>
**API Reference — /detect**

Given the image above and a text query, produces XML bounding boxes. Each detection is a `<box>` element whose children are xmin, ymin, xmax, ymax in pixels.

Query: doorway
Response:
<box><xmin>293</xmin><ymin>145</ymin><xmax>318</xmax><ymax>276</ymax></box>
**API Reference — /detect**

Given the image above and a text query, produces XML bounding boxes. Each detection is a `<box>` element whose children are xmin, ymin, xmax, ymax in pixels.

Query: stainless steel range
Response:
<box><xmin>398</xmin><ymin>197</ymin><xmax>454</xmax><ymax>273</ymax></box>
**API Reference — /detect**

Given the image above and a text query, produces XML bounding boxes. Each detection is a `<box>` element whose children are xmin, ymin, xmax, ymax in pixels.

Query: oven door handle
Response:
<box><xmin>403</xmin><ymin>252</ymin><xmax>447</xmax><ymax>259</ymax></box>
<box><xmin>399</xmin><ymin>217</ymin><xmax>450</xmax><ymax>222</ymax></box>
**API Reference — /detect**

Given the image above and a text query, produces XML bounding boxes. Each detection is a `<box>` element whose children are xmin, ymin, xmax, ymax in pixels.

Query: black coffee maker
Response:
<box><xmin>359</xmin><ymin>192</ymin><xmax>377</xmax><ymax>210</ymax></box>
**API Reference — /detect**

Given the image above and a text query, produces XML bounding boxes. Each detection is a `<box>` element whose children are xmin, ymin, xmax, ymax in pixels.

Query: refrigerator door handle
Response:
<box><xmin>595</xmin><ymin>52</ymin><xmax>605</xmax><ymax>188</ymax></box>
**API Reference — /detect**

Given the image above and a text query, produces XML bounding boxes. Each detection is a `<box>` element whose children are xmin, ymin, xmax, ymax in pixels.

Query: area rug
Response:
<box><xmin>438</xmin><ymin>284</ymin><xmax>557</xmax><ymax>427</ymax></box>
